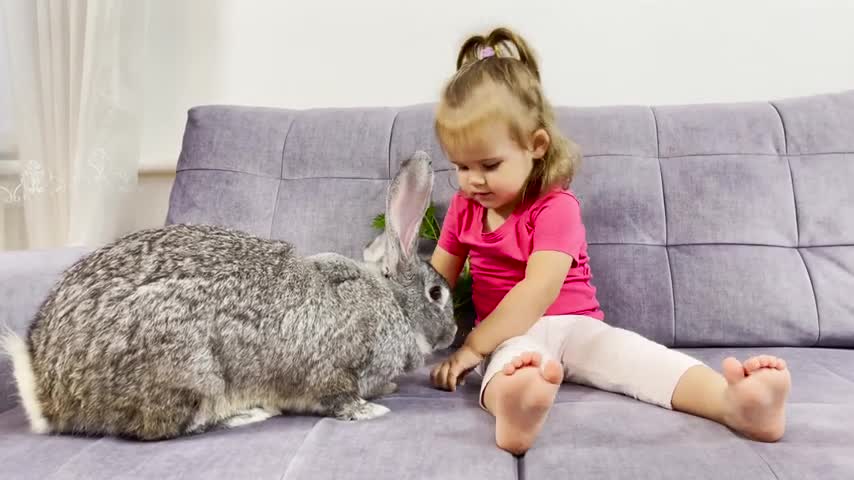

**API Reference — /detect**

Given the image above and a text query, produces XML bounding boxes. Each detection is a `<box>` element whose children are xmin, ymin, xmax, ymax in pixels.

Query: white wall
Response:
<box><xmin>3</xmin><ymin>0</ymin><xmax>854</xmax><ymax>248</ymax></box>
<box><xmin>0</xmin><ymin>13</ymin><xmax>13</xmax><ymax>150</ymax></box>
<box><xmin>141</xmin><ymin>0</ymin><xmax>854</xmax><ymax>171</ymax></box>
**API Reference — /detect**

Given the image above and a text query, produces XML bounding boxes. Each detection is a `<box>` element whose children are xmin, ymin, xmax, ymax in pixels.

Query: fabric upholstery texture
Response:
<box><xmin>2</xmin><ymin>90</ymin><xmax>851</xmax><ymax>478</ymax></box>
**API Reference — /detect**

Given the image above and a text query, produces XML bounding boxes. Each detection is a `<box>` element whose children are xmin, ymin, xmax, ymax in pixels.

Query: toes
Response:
<box><xmin>745</xmin><ymin>355</ymin><xmax>788</xmax><ymax>372</ymax></box>
<box><xmin>504</xmin><ymin>352</ymin><xmax>552</xmax><ymax>376</ymax></box>
<box><xmin>541</xmin><ymin>360</ymin><xmax>564</xmax><ymax>385</ymax></box>
<box><xmin>518</xmin><ymin>352</ymin><xmax>542</xmax><ymax>367</ymax></box>
<box><xmin>745</xmin><ymin>357</ymin><xmax>761</xmax><ymax>372</ymax></box>
<box><xmin>722</xmin><ymin>357</ymin><xmax>746</xmax><ymax>385</ymax></box>
<box><xmin>744</xmin><ymin>358</ymin><xmax>759</xmax><ymax>372</ymax></box>
<box><xmin>768</xmin><ymin>357</ymin><xmax>787</xmax><ymax>371</ymax></box>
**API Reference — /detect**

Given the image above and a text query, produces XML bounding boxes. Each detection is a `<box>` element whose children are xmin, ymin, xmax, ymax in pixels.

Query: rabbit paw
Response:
<box><xmin>335</xmin><ymin>399</ymin><xmax>390</xmax><ymax>421</ymax></box>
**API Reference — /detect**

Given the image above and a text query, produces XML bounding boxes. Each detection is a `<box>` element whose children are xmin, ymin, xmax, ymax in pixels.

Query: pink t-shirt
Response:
<box><xmin>438</xmin><ymin>188</ymin><xmax>604</xmax><ymax>324</ymax></box>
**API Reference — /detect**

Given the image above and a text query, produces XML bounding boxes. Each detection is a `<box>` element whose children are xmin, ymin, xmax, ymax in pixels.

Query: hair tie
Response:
<box><xmin>478</xmin><ymin>46</ymin><xmax>496</xmax><ymax>60</ymax></box>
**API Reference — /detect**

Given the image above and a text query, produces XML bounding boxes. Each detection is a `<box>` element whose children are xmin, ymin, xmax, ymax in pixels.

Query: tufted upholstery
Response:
<box><xmin>167</xmin><ymin>91</ymin><xmax>854</xmax><ymax>348</ymax></box>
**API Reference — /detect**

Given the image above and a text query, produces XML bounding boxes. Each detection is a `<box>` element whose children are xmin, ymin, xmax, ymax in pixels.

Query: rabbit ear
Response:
<box><xmin>382</xmin><ymin>151</ymin><xmax>433</xmax><ymax>277</ymax></box>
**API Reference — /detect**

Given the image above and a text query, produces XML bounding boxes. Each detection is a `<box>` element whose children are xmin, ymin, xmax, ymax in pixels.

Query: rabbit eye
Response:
<box><xmin>428</xmin><ymin>286</ymin><xmax>443</xmax><ymax>302</ymax></box>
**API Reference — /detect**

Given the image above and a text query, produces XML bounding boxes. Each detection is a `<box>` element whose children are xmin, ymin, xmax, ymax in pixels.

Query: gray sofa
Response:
<box><xmin>2</xmin><ymin>91</ymin><xmax>853</xmax><ymax>479</ymax></box>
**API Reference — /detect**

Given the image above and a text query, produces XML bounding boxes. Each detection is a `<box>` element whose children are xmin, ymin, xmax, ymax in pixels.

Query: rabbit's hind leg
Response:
<box><xmin>187</xmin><ymin>396</ymin><xmax>279</xmax><ymax>434</ymax></box>
<box><xmin>377</xmin><ymin>382</ymin><xmax>398</xmax><ymax>396</ymax></box>
<box><xmin>362</xmin><ymin>381</ymin><xmax>398</xmax><ymax>400</ymax></box>
<box><xmin>187</xmin><ymin>407</ymin><xmax>278</xmax><ymax>434</ymax></box>
<box><xmin>222</xmin><ymin>407</ymin><xmax>278</xmax><ymax>428</ymax></box>
<box><xmin>323</xmin><ymin>392</ymin><xmax>390</xmax><ymax>421</ymax></box>
<box><xmin>317</xmin><ymin>372</ymin><xmax>390</xmax><ymax>421</ymax></box>
<box><xmin>340</xmin><ymin>399</ymin><xmax>390</xmax><ymax>421</ymax></box>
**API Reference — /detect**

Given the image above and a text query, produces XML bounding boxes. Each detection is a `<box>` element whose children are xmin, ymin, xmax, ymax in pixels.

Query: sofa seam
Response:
<box><xmin>746</xmin><ymin>439</ymin><xmax>782</xmax><ymax>480</ymax></box>
<box><xmin>783</xmin><ymin>156</ymin><xmax>800</xmax><ymax>246</ymax></box>
<box><xmin>808</xmin><ymin>358</ymin><xmax>854</xmax><ymax>385</ymax></box>
<box><xmin>269</xmin><ymin>116</ymin><xmax>298</xmax><ymax>238</ymax></box>
<box><xmin>278</xmin><ymin>420</ymin><xmax>323</xmax><ymax>480</ymax></box>
<box><xmin>784</xmin><ymin>176</ymin><xmax>819</xmax><ymax>345</ymax></box>
<box><xmin>769</xmin><ymin>101</ymin><xmax>789</xmax><ymax>156</ymax></box>
<box><xmin>769</xmin><ymin>102</ymin><xmax>818</xmax><ymax>343</ymax></box>
<box><xmin>798</xmin><ymin>249</ymin><xmax>821</xmax><ymax>346</ymax></box>
<box><xmin>582</xmin><ymin>151</ymin><xmax>850</xmax><ymax>159</ymax></box>
<box><xmin>550</xmin><ymin>398</ymin><xmax>844</xmax><ymax>405</ymax></box>
<box><xmin>42</xmin><ymin>438</ymin><xmax>110</xmax><ymax>479</ymax></box>
<box><xmin>587</xmin><ymin>242</ymin><xmax>853</xmax><ymax>248</ymax></box>
<box><xmin>770</xmin><ymin>102</ymin><xmax>799</xmax><ymax>245</ymax></box>
<box><xmin>651</xmin><ymin>106</ymin><xmax>676</xmax><ymax>346</ymax></box>
<box><xmin>177</xmin><ymin>167</ymin><xmax>391</xmax><ymax>181</ymax></box>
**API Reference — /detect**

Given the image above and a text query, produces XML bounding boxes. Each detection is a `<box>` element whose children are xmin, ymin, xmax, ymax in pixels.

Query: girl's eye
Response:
<box><xmin>457</xmin><ymin>165</ymin><xmax>469</xmax><ymax>172</ymax></box>
<box><xmin>484</xmin><ymin>162</ymin><xmax>500</xmax><ymax>171</ymax></box>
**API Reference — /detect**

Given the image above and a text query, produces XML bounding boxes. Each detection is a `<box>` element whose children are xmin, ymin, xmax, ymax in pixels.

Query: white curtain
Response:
<box><xmin>0</xmin><ymin>0</ymin><xmax>147</xmax><ymax>249</ymax></box>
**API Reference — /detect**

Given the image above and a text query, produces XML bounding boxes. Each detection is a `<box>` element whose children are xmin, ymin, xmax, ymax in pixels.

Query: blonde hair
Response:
<box><xmin>436</xmin><ymin>27</ymin><xmax>580</xmax><ymax>201</ymax></box>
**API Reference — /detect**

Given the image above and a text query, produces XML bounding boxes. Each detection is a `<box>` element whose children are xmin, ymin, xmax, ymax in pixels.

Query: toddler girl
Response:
<box><xmin>428</xmin><ymin>27</ymin><xmax>791</xmax><ymax>455</ymax></box>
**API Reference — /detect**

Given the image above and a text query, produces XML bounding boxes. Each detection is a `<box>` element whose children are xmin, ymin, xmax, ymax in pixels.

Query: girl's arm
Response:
<box><xmin>464</xmin><ymin>250</ymin><xmax>573</xmax><ymax>357</ymax></box>
<box><xmin>430</xmin><ymin>246</ymin><xmax>466</xmax><ymax>290</ymax></box>
<box><xmin>431</xmin><ymin>249</ymin><xmax>572</xmax><ymax>391</ymax></box>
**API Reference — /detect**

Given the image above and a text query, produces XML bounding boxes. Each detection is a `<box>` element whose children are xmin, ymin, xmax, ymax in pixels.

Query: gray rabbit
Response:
<box><xmin>3</xmin><ymin>151</ymin><xmax>456</xmax><ymax>440</ymax></box>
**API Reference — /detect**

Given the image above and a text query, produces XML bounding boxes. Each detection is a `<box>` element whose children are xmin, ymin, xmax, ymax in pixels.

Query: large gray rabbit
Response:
<box><xmin>3</xmin><ymin>151</ymin><xmax>456</xmax><ymax>440</ymax></box>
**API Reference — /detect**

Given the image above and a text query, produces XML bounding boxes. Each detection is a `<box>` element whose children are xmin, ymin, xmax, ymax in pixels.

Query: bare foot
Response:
<box><xmin>485</xmin><ymin>352</ymin><xmax>563</xmax><ymax>455</ymax></box>
<box><xmin>721</xmin><ymin>355</ymin><xmax>790</xmax><ymax>442</ymax></box>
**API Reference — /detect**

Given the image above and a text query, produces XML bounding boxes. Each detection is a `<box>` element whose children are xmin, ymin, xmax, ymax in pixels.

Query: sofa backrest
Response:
<box><xmin>166</xmin><ymin>91</ymin><xmax>854</xmax><ymax>347</ymax></box>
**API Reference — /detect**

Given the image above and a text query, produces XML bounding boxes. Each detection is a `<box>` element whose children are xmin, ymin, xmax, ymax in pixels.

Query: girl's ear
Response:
<box><xmin>530</xmin><ymin>128</ymin><xmax>550</xmax><ymax>159</ymax></box>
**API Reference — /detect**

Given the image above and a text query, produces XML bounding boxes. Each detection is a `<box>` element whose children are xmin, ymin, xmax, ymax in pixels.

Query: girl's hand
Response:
<box><xmin>430</xmin><ymin>345</ymin><xmax>484</xmax><ymax>392</ymax></box>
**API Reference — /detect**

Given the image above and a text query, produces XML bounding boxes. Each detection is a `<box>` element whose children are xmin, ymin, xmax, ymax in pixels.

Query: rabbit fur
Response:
<box><xmin>3</xmin><ymin>151</ymin><xmax>456</xmax><ymax>440</ymax></box>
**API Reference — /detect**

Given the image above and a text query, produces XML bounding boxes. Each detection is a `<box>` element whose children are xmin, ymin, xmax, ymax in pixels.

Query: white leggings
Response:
<box><xmin>477</xmin><ymin>315</ymin><xmax>703</xmax><ymax>410</ymax></box>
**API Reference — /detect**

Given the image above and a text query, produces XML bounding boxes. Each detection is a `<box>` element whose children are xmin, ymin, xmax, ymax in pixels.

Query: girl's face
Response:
<box><xmin>446</xmin><ymin>120</ymin><xmax>549</xmax><ymax>217</ymax></box>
